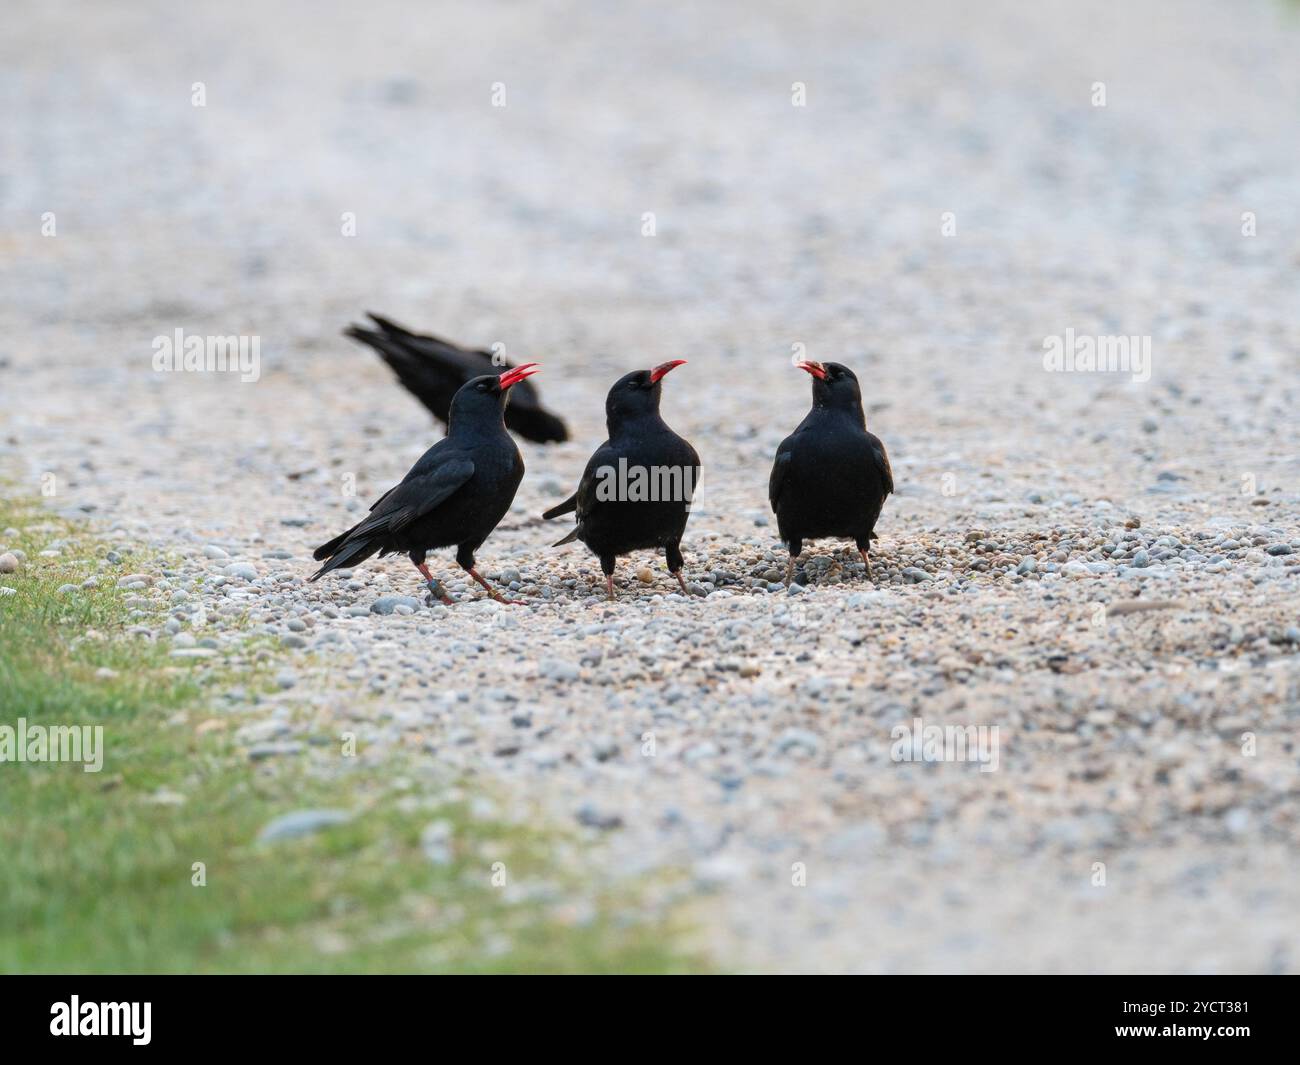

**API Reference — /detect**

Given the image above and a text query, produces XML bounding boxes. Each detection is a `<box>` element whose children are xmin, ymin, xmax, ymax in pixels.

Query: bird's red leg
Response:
<box><xmin>605</xmin><ymin>574</ymin><xmax>616</xmax><ymax>601</ymax></box>
<box><xmin>416</xmin><ymin>562</ymin><xmax>454</xmax><ymax>605</ymax></box>
<box><xmin>785</xmin><ymin>555</ymin><xmax>798</xmax><ymax>587</ymax></box>
<box><xmin>859</xmin><ymin>549</ymin><xmax>872</xmax><ymax>579</ymax></box>
<box><xmin>468</xmin><ymin>567</ymin><xmax>524</xmax><ymax>605</ymax></box>
<box><xmin>674</xmin><ymin>570</ymin><xmax>688</xmax><ymax>595</ymax></box>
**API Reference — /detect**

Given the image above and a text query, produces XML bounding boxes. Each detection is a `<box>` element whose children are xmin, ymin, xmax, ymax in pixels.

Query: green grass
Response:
<box><xmin>0</xmin><ymin>496</ymin><xmax>698</xmax><ymax>973</ymax></box>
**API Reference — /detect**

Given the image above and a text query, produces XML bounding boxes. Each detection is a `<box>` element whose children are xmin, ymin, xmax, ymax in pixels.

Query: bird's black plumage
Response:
<box><xmin>344</xmin><ymin>313</ymin><xmax>569</xmax><ymax>444</ymax></box>
<box><xmin>542</xmin><ymin>361</ymin><xmax>700</xmax><ymax>598</ymax></box>
<box><xmin>769</xmin><ymin>360</ymin><xmax>893</xmax><ymax>582</ymax></box>
<box><xmin>311</xmin><ymin>366</ymin><xmax>539</xmax><ymax>604</ymax></box>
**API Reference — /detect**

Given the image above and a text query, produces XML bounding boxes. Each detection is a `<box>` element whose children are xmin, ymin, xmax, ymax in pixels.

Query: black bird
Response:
<box><xmin>768</xmin><ymin>360</ymin><xmax>893</xmax><ymax>584</ymax></box>
<box><xmin>310</xmin><ymin>364</ymin><xmax>541</xmax><ymax>604</ymax></box>
<box><xmin>542</xmin><ymin>361</ymin><xmax>700</xmax><ymax>599</ymax></box>
<box><xmin>344</xmin><ymin>312</ymin><xmax>568</xmax><ymax>444</ymax></box>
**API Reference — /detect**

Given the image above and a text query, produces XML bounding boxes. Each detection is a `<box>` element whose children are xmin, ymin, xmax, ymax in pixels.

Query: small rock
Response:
<box><xmin>257</xmin><ymin>809</ymin><xmax>351</xmax><ymax>842</ymax></box>
<box><xmin>776</xmin><ymin>727</ymin><xmax>821</xmax><ymax>757</ymax></box>
<box><xmin>420</xmin><ymin>820</ymin><xmax>455</xmax><ymax>864</ymax></box>
<box><xmin>576</xmin><ymin>804</ymin><xmax>623</xmax><ymax>830</ymax></box>
<box><xmin>0</xmin><ymin>553</ymin><xmax>19</xmax><ymax>574</ymax></box>
<box><xmin>248</xmin><ymin>742</ymin><xmax>304</xmax><ymax>761</ymax></box>
<box><xmin>370</xmin><ymin>595</ymin><xmax>424</xmax><ymax>615</ymax></box>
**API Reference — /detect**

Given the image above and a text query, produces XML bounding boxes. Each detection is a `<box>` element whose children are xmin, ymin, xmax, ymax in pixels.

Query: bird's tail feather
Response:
<box><xmin>309</xmin><ymin>536</ymin><xmax>381</xmax><ymax>581</ymax></box>
<box><xmin>551</xmin><ymin>528</ymin><xmax>579</xmax><ymax>547</ymax></box>
<box><xmin>542</xmin><ymin>493</ymin><xmax>578</xmax><ymax>520</ymax></box>
<box><xmin>313</xmin><ymin>525</ymin><xmax>355</xmax><ymax>561</ymax></box>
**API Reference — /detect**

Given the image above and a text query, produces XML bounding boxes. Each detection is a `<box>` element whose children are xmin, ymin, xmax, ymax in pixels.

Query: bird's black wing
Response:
<box><xmin>868</xmin><ymin>432</ymin><xmax>894</xmax><ymax>496</ymax></box>
<box><xmin>310</xmin><ymin>457</ymin><xmax>476</xmax><ymax>577</ymax></box>
<box><xmin>573</xmin><ymin>441</ymin><xmax>619</xmax><ymax>524</ymax></box>
<box><xmin>348</xmin><ymin>458</ymin><xmax>476</xmax><ymax>539</ymax></box>
<box><xmin>768</xmin><ymin>439</ymin><xmax>793</xmax><ymax>512</ymax></box>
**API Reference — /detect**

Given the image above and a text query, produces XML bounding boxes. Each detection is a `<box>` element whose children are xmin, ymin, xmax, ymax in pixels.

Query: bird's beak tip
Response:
<box><xmin>498</xmin><ymin>362</ymin><xmax>541</xmax><ymax>389</ymax></box>
<box><xmin>796</xmin><ymin>360</ymin><xmax>827</xmax><ymax>380</ymax></box>
<box><xmin>649</xmin><ymin>359</ymin><xmax>687</xmax><ymax>384</ymax></box>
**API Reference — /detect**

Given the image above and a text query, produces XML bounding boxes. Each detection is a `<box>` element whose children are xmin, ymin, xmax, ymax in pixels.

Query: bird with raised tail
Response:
<box><xmin>344</xmin><ymin>313</ymin><xmax>569</xmax><ymax>444</ymax></box>
<box><xmin>541</xmin><ymin>360</ymin><xmax>701</xmax><ymax>600</ymax></box>
<box><xmin>768</xmin><ymin>360</ymin><xmax>893</xmax><ymax>585</ymax></box>
<box><xmin>310</xmin><ymin>363</ymin><xmax>541</xmax><ymax>605</ymax></box>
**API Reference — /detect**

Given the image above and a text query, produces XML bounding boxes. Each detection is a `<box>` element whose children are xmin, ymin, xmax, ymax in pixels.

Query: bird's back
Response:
<box><xmin>773</xmin><ymin>410</ymin><xmax>888</xmax><ymax>540</ymax></box>
<box><xmin>575</xmin><ymin>425</ymin><xmax>700</xmax><ymax>554</ymax></box>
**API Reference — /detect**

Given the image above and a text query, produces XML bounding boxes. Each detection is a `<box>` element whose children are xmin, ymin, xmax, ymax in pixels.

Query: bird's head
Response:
<box><xmin>450</xmin><ymin>363</ymin><xmax>541</xmax><ymax>424</ymax></box>
<box><xmin>605</xmin><ymin>360</ymin><xmax>686</xmax><ymax>422</ymax></box>
<box><xmin>797</xmin><ymin>360</ymin><xmax>863</xmax><ymax>414</ymax></box>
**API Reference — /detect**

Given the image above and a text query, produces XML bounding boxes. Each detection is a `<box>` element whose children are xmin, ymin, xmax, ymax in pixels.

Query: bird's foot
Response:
<box><xmin>468</xmin><ymin>568</ymin><xmax>524</xmax><ymax>605</ymax></box>
<box><xmin>487</xmin><ymin>589</ymin><xmax>526</xmax><ymax>606</ymax></box>
<box><xmin>424</xmin><ymin>579</ymin><xmax>454</xmax><ymax>606</ymax></box>
<box><xmin>859</xmin><ymin>549</ymin><xmax>872</xmax><ymax>580</ymax></box>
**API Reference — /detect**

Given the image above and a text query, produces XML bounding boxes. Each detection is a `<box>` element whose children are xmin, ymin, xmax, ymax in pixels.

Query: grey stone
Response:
<box><xmin>257</xmin><ymin>809</ymin><xmax>351</xmax><ymax>842</ymax></box>
<box><xmin>370</xmin><ymin>595</ymin><xmax>424</xmax><ymax>615</ymax></box>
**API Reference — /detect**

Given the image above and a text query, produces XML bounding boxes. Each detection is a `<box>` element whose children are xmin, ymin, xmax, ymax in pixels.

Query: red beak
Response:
<box><xmin>497</xmin><ymin>363</ymin><xmax>540</xmax><ymax>390</ymax></box>
<box><xmin>649</xmin><ymin>359</ymin><xmax>687</xmax><ymax>384</ymax></box>
<box><xmin>796</xmin><ymin>360</ymin><xmax>827</xmax><ymax>380</ymax></box>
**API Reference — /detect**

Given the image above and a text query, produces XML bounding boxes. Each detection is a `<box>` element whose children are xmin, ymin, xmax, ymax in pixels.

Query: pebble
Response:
<box><xmin>370</xmin><ymin>595</ymin><xmax>424</xmax><ymax>615</ymax></box>
<box><xmin>225</xmin><ymin>563</ymin><xmax>259</xmax><ymax>581</ymax></box>
<box><xmin>576</xmin><ymin>803</ymin><xmax>623</xmax><ymax>830</ymax></box>
<box><xmin>257</xmin><ymin>809</ymin><xmax>352</xmax><ymax>842</ymax></box>
<box><xmin>776</xmin><ymin>728</ymin><xmax>821</xmax><ymax>757</ymax></box>
<box><xmin>0</xmin><ymin>553</ymin><xmax>18</xmax><ymax>574</ymax></box>
<box><xmin>420</xmin><ymin>820</ymin><xmax>454</xmax><ymax>864</ymax></box>
<box><xmin>248</xmin><ymin>742</ymin><xmax>304</xmax><ymax>760</ymax></box>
